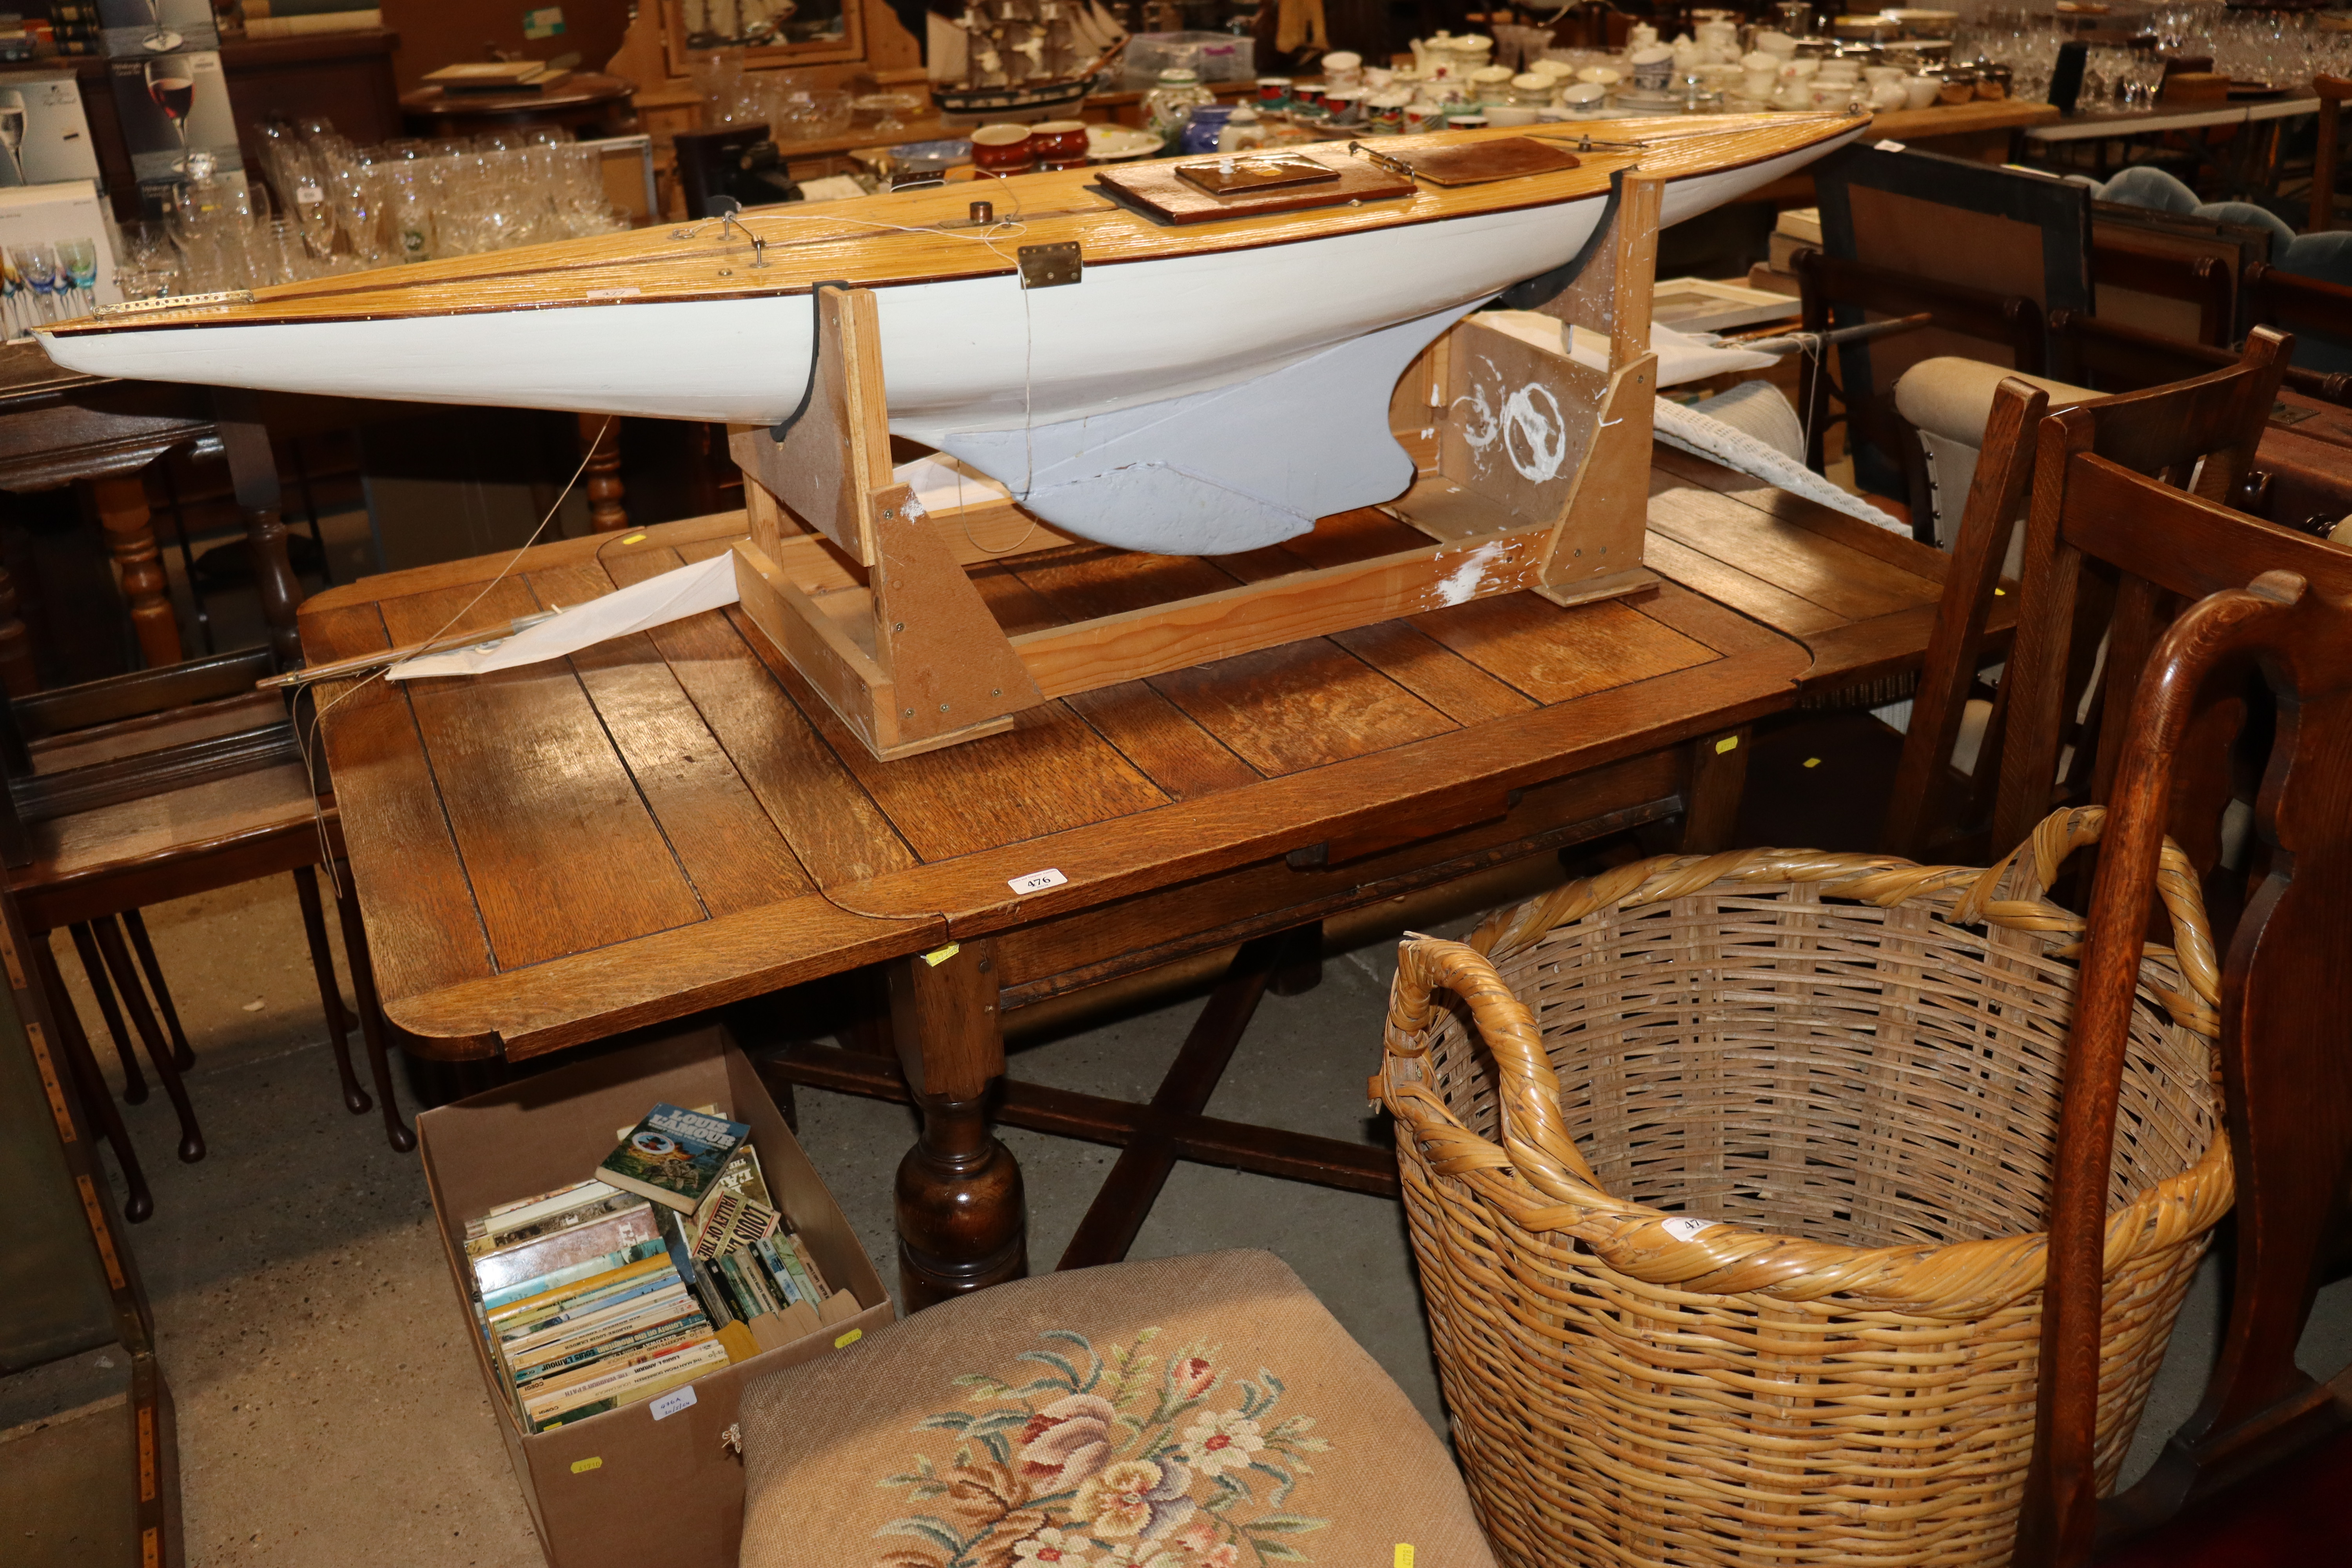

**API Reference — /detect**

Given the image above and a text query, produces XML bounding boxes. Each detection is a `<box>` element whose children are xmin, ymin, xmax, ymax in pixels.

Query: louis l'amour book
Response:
<box><xmin>597</xmin><ymin>1103</ymin><xmax>749</xmax><ymax>1214</ymax></box>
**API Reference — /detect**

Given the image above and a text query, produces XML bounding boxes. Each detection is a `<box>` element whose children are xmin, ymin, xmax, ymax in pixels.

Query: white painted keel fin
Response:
<box><xmin>932</xmin><ymin>303</ymin><xmax>1481</xmax><ymax>556</ymax></box>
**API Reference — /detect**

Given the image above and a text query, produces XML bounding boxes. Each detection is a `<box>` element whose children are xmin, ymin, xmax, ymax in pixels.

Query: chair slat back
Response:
<box><xmin>2050</xmin><ymin>308</ymin><xmax>2352</xmax><ymax>405</ymax></box>
<box><xmin>2246</xmin><ymin>261</ymin><xmax>2352</xmax><ymax>346</ymax></box>
<box><xmin>2091</xmin><ymin>242</ymin><xmax>2234</xmax><ymax>347</ymax></box>
<box><xmin>1792</xmin><ymin>248</ymin><xmax>2046</xmax><ymax>481</ymax></box>
<box><xmin>1986</xmin><ymin>331</ymin><xmax>2292</xmax><ymax>860</ymax></box>
<box><xmin>2014</xmin><ymin>532</ymin><xmax>2352</xmax><ymax>1564</ymax></box>
<box><xmin>1884</xmin><ymin>332</ymin><xmax>2291</xmax><ymax>860</ymax></box>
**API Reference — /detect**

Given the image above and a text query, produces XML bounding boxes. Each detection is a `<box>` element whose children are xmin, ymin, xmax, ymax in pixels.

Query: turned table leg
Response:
<box><xmin>888</xmin><ymin>938</ymin><xmax>1026</xmax><ymax>1308</ymax></box>
<box><xmin>215</xmin><ymin>396</ymin><xmax>304</xmax><ymax>670</ymax></box>
<box><xmin>87</xmin><ymin>473</ymin><xmax>181</xmax><ymax>670</ymax></box>
<box><xmin>1681</xmin><ymin>725</ymin><xmax>1752</xmax><ymax>853</ymax></box>
<box><xmin>580</xmin><ymin>413</ymin><xmax>627</xmax><ymax>532</ymax></box>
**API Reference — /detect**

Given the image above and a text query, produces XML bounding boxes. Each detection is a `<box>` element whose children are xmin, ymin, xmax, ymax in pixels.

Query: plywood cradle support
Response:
<box><xmin>729</xmin><ymin>172</ymin><xmax>1667</xmax><ymax>761</ymax></box>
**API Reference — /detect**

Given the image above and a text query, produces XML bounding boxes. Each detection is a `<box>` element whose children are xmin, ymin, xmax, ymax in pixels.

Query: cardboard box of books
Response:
<box><xmin>417</xmin><ymin>1026</ymin><xmax>892</xmax><ymax>1568</ymax></box>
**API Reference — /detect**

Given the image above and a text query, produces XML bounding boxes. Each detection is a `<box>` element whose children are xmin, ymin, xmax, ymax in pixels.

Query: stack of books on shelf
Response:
<box><xmin>463</xmin><ymin>1102</ymin><xmax>842</xmax><ymax>1434</ymax></box>
<box><xmin>45</xmin><ymin>4</ymin><xmax>102</xmax><ymax>54</ymax></box>
<box><xmin>422</xmin><ymin>60</ymin><xmax>572</xmax><ymax>95</ymax></box>
<box><xmin>240</xmin><ymin>0</ymin><xmax>383</xmax><ymax>39</ymax></box>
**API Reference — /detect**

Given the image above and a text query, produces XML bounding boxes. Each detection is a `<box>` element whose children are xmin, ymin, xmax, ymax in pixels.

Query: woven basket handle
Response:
<box><xmin>1954</xmin><ymin>806</ymin><xmax>2221</xmax><ymax>1036</ymax></box>
<box><xmin>1383</xmin><ymin>936</ymin><xmax>1607</xmax><ymax>1192</ymax></box>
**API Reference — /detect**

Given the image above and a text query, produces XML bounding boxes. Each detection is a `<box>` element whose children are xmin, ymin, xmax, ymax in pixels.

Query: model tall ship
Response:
<box><xmin>932</xmin><ymin>0</ymin><xmax>1128</xmax><ymax>119</ymax></box>
<box><xmin>36</xmin><ymin>116</ymin><xmax>1862</xmax><ymax>556</ymax></box>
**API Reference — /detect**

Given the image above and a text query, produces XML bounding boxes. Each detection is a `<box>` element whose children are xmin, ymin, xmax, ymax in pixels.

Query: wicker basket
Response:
<box><xmin>1376</xmin><ymin>807</ymin><xmax>2231</xmax><ymax>1568</ymax></box>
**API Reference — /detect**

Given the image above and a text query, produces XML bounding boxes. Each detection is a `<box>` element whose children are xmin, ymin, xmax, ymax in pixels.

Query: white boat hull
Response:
<box><xmin>39</xmin><ymin>130</ymin><xmax>1857</xmax><ymax>552</ymax></box>
<box><xmin>42</xmin><ymin>139</ymin><xmax>1834</xmax><ymax>430</ymax></box>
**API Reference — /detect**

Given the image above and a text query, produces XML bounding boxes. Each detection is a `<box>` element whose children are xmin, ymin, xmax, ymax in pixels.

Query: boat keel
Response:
<box><xmin>931</xmin><ymin>302</ymin><xmax>1479</xmax><ymax>555</ymax></box>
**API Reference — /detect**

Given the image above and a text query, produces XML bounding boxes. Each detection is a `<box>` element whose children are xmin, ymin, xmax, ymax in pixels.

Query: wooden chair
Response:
<box><xmin>2309</xmin><ymin>73</ymin><xmax>2352</xmax><ymax>232</ymax></box>
<box><xmin>1878</xmin><ymin>330</ymin><xmax>2290</xmax><ymax>863</ymax></box>
<box><xmin>1988</xmin><ymin>338</ymin><xmax>2294</xmax><ymax>863</ymax></box>
<box><xmin>1790</xmin><ymin>247</ymin><xmax>2045</xmax><ymax>514</ymax></box>
<box><xmin>0</xmin><ymin>651</ymin><xmax>415</xmax><ymax>1220</ymax></box>
<box><xmin>2004</xmin><ymin>471</ymin><xmax>2352</xmax><ymax>1561</ymax></box>
<box><xmin>2091</xmin><ymin>240</ymin><xmax>2236</xmax><ymax>347</ymax></box>
<box><xmin>2245</xmin><ymin>259</ymin><xmax>2352</xmax><ymax>356</ymax></box>
<box><xmin>2050</xmin><ymin>308</ymin><xmax>2352</xmax><ymax>405</ymax></box>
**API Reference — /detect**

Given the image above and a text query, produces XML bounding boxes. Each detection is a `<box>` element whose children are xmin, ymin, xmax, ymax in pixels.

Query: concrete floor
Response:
<box><xmin>56</xmin><ymin>811</ymin><xmax>2352</xmax><ymax>1566</ymax></box>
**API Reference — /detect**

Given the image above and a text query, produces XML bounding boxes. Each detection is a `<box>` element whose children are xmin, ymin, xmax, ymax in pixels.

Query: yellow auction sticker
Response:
<box><xmin>835</xmin><ymin>1328</ymin><xmax>864</xmax><ymax>1349</ymax></box>
<box><xmin>571</xmin><ymin>1457</ymin><xmax>603</xmax><ymax>1474</ymax></box>
<box><xmin>1395</xmin><ymin>1546</ymin><xmax>1415</xmax><ymax>1568</ymax></box>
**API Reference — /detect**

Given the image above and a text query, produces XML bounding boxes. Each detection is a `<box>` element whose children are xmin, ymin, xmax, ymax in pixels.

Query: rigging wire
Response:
<box><xmin>296</xmin><ymin>417</ymin><xmax>610</xmax><ymax>898</ymax></box>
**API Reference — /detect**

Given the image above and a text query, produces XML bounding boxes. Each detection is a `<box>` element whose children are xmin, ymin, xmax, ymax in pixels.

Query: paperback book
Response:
<box><xmin>597</xmin><ymin>1103</ymin><xmax>750</xmax><ymax>1214</ymax></box>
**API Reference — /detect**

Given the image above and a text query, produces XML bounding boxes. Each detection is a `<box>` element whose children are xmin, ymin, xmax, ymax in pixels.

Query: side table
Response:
<box><xmin>0</xmin><ymin>344</ymin><xmax>343</xmax><ymax>686</ymax></box>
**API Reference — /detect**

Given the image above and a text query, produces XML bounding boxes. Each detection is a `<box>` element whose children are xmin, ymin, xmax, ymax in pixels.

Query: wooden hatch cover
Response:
<box><xmin>1096</xmin><ymin>147</ymin><xmax>1414</xmax><ymax>223</ymax></box>
<box><xmin>1361</xmin><ymin>136</ymin><xmax>1583</xmax><ymax>187</ymax></box>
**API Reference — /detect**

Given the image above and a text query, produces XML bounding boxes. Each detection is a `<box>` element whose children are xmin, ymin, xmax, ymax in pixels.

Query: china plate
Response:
<box><xmin>1086</xmin><ymin>125</ymin><xmax>1166</xmax><ymax>161</ymax></box>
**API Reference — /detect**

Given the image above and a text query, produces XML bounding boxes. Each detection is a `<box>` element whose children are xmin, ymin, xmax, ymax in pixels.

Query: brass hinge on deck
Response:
<box><xmin>1017</xmin><ymin>241</ymin><xmax>1082</xmax><ymax>289</ymax></box>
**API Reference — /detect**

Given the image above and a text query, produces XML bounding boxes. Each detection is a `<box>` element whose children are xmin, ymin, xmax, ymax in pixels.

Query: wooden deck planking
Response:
<box><xmin>525</xmin><ymin>559</ymin><xmax>817</xmax><ymax>918</ymax></box>
<box><xmin>603</xmin><ymin>548</ymin><xmax>924</xmax><ymax>888</ymax></box>
<box><xmin>1148</xmin><ymin>638</ymin><xmax>1458</xmax><ymax>777</ymax></box>
<box><xmin>1646</xmin><ymin>484</ymin><xmax>1935</xmax><ymax>623</ymax></box>
<box><xmin>297</xmin><ymin>602</ymin><xmax>498</xmax><ymax>1000</ymax></box>
<box><xmin>1414</xmin><ymin>593</ymin><xmax>1715</xmax><ymax>704</ymax></box>
<box><xmin>1063</xmin><ymin>682</ymin><xmax>1264</xmax><ymax>800</ymax></box>
<box><xmin>48</xmin><ymin>116</ymin><xmax>1861</xmax><ymax>330</ymax></box>
<box><xmin>373</xmin><ymin>577</ymin><xmax>708</xmax><ymax>971</ymax></box>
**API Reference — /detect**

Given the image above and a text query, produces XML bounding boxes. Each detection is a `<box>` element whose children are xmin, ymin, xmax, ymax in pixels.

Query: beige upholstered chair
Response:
<box><xmin>1894</xmin><ymin>357</ymin><xmax>2100</xmax><ymax>566</ymax></box>
<box><xmin>739</xmin><ymin>1250</ymin><xmax>1497</xmax><ymax>1568</ymax></box>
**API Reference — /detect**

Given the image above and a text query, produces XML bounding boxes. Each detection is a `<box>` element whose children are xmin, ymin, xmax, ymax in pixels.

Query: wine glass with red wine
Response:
<box><xmin>144</xmin><ymin>59</ymin><xmax>193</xmax><ymax>173</ymax></box>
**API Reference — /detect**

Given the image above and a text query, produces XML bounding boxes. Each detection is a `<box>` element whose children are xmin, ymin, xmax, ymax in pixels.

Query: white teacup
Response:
<box><xmin>1902</xmin><ymin>74</ymin><xmax>1941</xmax><ymax>109</ymax></box>
<box><xmin>1486</xmin><ymin>104</ymin><xmax>1540</xmax><ymax>125</ymax></box>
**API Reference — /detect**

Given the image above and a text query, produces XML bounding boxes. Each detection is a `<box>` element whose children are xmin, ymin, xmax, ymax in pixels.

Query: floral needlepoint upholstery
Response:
<box><xmin>738</xmin><ymin>1249</ymin><xmax>1495</xmax><ymax>1568</ymax></box>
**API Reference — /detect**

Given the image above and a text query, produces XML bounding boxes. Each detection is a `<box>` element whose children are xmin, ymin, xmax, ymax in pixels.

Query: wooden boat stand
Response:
<box><xmin>747</xmin><ymin>178</ymin><xmax>1675</xmax><ymax>1274</ymax></box>
<box><xmin>728</xmin><ymin>172</ymin><xmax>1668</xmax><ymax>762</ymax></box>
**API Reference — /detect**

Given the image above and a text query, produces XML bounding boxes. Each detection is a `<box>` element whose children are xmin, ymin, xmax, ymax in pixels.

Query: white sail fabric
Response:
<box><xmin>385</xmin><ymin>550</ymin><xmax>742</xmax><ymax>681</ymax></box>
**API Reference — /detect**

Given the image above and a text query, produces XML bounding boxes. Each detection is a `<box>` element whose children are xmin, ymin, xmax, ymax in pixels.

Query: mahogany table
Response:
<box><xmin>398</xmin><ymin>74</ymin><xmax>637</xmax><ymax>142</ymax></box>
<box><xmin>298</xmin><ymin>452</ymin><xmax>1959</xmax><ymax>1306</ymax></box>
